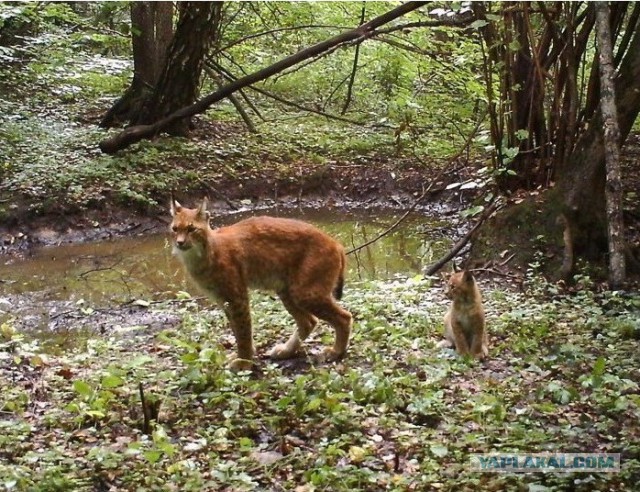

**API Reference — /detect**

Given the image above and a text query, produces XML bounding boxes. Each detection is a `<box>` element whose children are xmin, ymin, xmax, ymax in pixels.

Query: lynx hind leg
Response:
<box><xmin>288</xmin><ymin>253</ymin><xmax>352</xmax><ymax>363</ymax></box>
<box><xmin>301</xmin><ymin>297</ymin><xmax>352</xmax><ymax>363</ymax></box>
<box><xmin>268</xmin><ymin>292</ymin><xmax>318</xmax><ymax>360</ymax></box>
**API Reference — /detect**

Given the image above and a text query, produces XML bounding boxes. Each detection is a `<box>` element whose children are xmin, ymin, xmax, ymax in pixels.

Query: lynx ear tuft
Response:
<box><xmin>197</xmin><ymin>197</ymin><xmax>210</xmax><ymax>221</ymax></box>
<box><xmin>170</xmin><ymin>194</ymin><xmax>182</xmax><ymax>217</ymax></box>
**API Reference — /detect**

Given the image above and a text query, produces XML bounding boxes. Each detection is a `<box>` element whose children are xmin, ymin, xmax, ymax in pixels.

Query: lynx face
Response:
<box><xmin>444</xmin><ymin>270</ymin><xmax>475</xmax><ymax>300</ymax></box>
<box><xmin>170</xmin><ymin>198</ymin><xmax>209</xmax><ymax>252</ymax></box>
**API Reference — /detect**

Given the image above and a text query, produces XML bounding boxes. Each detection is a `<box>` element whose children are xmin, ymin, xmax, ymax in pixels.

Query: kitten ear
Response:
<box><xmin>463</xmin><ymin>270</ymin><xmax>474</xmax><ymax>282</ymax></box>
<box><xmin>170</xmin><ymin>193</ymin><xmax>182</xmax><ymax>217</ymax></box>
<box><xmin>197</xmin><ymin>197</ymin><xmax>210</xmax><ymax>221</ymax></box>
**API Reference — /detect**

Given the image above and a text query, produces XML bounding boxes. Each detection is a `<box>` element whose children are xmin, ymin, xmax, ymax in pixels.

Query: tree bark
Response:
<box><xmin>594</xmin><ymin>2</ymin><xmax>626</xmax><ymax>287</ymax></box>
<box><xmin>99</xmin><ymin>1</ymin><xmax>429</xmax><ymax>154</ymax></box>
<box><xmin>558</xmin><ymin>16</ymin><xmax>640</xmax><ymax>236</ymax></box>
<box><xmin>552</xmin><ymin>15</ymin><xmax>640</xmax><ymax>278</ymax></box>
<box><xmin>99</xmin><ymin>2</ymin><xmax>173</xmax><ymax>128</ymax></box>
<box><xmin>135</xmin><ymin>2</ymin><xmax>222</xmax><ymax>136</ymax></box>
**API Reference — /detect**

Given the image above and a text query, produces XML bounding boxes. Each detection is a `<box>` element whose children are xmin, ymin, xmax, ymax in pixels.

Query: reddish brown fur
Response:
<box><xmin>170</xmin><ymin>197</ymin><xmax>352</xmax><ymax>370</ymax></box>
<box><xmin>441</xmin><ymin>270</ymin><xmax>488</xmax><ymax>360</ymax></box>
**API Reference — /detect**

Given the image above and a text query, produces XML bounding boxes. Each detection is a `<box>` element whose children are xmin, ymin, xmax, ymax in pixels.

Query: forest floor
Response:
<box><xmin>1</xmin><ymin>273</ymin><xmax>639</xmax><ymax>491</ymax></box>
<box><xmin>2</xmin><ymin>44</ymin><xmax>640</xmax><ymax>492</ymax></box>
<box><xmin>1</xmin><ymin>108</ymin><xmax>640</xmax><ymax>490</ymax></box>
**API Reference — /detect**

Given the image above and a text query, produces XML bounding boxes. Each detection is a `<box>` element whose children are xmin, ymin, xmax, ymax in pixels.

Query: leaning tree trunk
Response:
<box><xmin>134</xmin><ymin>2</ymin><xmax>222</xmax><ymax>136</ymax></box>
<box><xmin>100</xmin><ymin>2</ymin><xmax>173</xmax><ymax>127</ymax></box>
<box><xmin>594</xmin><ymin>1</ymin><xmax>626</xmax><ymax>287</ymax></box>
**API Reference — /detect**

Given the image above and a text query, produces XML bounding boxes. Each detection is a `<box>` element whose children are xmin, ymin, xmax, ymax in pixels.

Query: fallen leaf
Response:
<box><xmin>250</xmin><ymin>450</ymin><xmax>283</xmax><ymax>466</ymax></box>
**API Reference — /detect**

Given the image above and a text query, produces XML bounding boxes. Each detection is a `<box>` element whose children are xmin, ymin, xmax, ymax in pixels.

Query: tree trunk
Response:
<box><xmin>594</xmin><ymin>2</ymin><xmax>626</xmax><ymax>287</ymax></box>
<box><xmin>557</xmin><ymin>17</ymin><xmax>640</xmax><ymax>264</ymax></box>
<box><xmin>134</xmin><ymin>2</ymin><xmax>223</xmax><ymax>136</ymax></box>
<box><xmin>470</xmin><ymin>18</ymin><xmax>640</xmax><ymax>279</ymax></box>
<box><xmin>99</xmin><ymin>2</ymin><xmax>173</xmax><ymax>128</ymax></box>
<box><xmin>99</xmin><ymin>1</ymin><xmax>429</xmax><ymax>154</ymax></box>
<box><xmin>537</xmin><ymin>18</ymin><xmax>640</xmax><ymax>279</ymax></box>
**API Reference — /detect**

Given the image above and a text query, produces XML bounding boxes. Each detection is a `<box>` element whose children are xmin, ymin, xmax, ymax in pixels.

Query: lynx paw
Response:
<box><xmin>478</xmin><ymin>346</ymin><xmax>489</xmax><ymax>360</ymax></box>
<box><xmin>228</xmin><ymin>358</ymin><xmax>254</xmax><ymax>372</ymax></box>
<box><xmin>315</xmin><ymin>347</ymin><xmax>345</xmax><ymax>364</ymax></box>
<box><xmin>268</xmin><ymin>343</ymin><xmax>299</xmax><ymax>360</ymax></box>
<box><xmin>436</xmin><ymin>339</ymin><xmax>454</xmax><ymax>349</ymax></box>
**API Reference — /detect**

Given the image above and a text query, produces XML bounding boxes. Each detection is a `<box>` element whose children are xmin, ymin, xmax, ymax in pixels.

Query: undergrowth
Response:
<box><xmin>1</xmin><ymin>276</ymin><xmax>638</xmax><ymax>491</ymax></box>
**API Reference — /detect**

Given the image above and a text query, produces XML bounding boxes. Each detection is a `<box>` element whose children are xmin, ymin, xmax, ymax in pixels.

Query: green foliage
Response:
<box><xmin>216</xmin><ymin>2</ymin><xmax>485</xmax><ymax>157</ymax></box>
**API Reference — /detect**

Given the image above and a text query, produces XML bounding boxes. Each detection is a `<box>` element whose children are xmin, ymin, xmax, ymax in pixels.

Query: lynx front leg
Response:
<box><xmin>268</xmin><ymin>291</ymin><xmax>318</xmax><ymax>360</ymax></box>
<box><xmin>470</xmin><ymin>330</ymin><xmax>489</xmax><ymax>360</ymax></box>
<box><xmin>222</xmin><ymin>293</ymin><xmax>255</xmax><ymax>371</ymax></box>
<box><xmin>441</xmin><ymin>310</ymin><xmax>469</xmax><ymax>354</ymax></box>
<box><xmin>449</xmin><ymin>320</ymin><xmax>471</xmax><ymax>356</ymax></box>
<box><xmin>438</xmin><ymin>310</ymin><xmax>456</xmax><ymax>349</ymax></box>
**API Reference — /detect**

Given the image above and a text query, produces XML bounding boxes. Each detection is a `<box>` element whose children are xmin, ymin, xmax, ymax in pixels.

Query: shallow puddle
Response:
<box><xmin>0</xmin><ymin>207</ymin><xmax>451</xmax><ymax>320</ymax></box>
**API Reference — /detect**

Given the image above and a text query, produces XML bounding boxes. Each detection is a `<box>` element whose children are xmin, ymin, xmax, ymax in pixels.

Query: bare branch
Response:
<box><xmin>372</xmin><ymin>15</ymin><xmax>476</xmax><ymax>37</ymax></box>
<box><xmin>341</xmin><ymin>3</ymin><xmax>367</xmax><ymax>115</ymax></box>
<box><xmin>204</xmin><ymin>66</ymin><xmax>256</xmax><ymax>133</ymax></box>
<box><xmin>213</xmin><ymin>62</ymin><xmax>372</xmax><ymax>126</ymax></box>
<box><xmin>424</xmin><ymin>202</ymin><xmax>499</xmax><ymax>276</ymax></box>
<box><xmin>216</xmin><ymin>24</ymin><xmax>347</xmax><ymax>54</ymax></box>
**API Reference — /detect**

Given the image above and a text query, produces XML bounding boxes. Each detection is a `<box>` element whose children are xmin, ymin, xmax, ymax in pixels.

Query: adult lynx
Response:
<box><xmin>440</xmin><ymin>270</ymin><xmax>488</xmax><ymax>360</ymax></box>
<box><xmin>170</xmin><ymin>197</ymin><xmax>352</xmax><ymax>370</ymax></box>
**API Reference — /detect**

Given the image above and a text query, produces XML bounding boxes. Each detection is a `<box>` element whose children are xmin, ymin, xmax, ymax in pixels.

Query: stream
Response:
<box><xmin>0</xmin><ymin>207</ymin><xmax>453</xmax><ymax>340</ymax></box>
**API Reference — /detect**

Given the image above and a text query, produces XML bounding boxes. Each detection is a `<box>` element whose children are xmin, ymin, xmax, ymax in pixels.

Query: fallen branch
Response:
<box><xmin>424</xmin><ymin>202</ymin><xmax>499</xmax><ymax>276</ymax></box>
<box><xmin>99</xmin><ymin>1</ymin><xmax>428</xmax><ymax>154</ymax></box>
<box><xmin>78</xmin><ymin>259</ymin><xmax>123</xmax><ymax>278</ymax></box>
